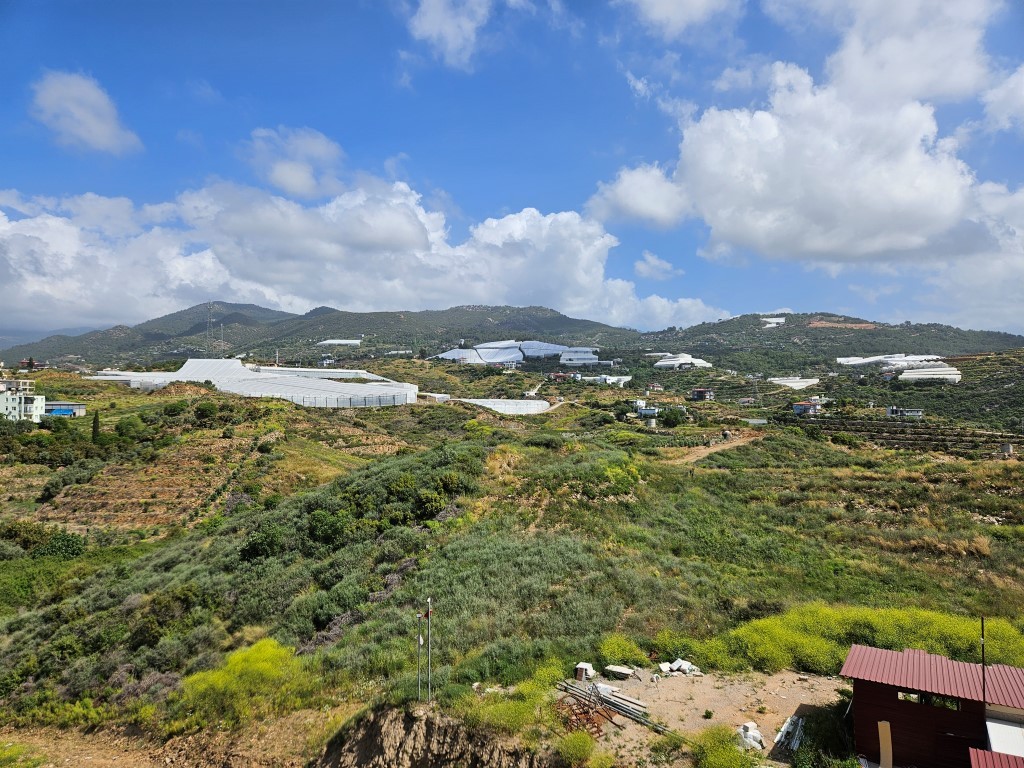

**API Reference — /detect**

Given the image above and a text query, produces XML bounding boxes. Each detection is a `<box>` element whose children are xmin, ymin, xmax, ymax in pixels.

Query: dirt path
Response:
<box><xmin>0</xmin><ymin>704</ymin><xmax>358</xmax><ymax>768</ymax></box>
<box><xmin>661</xmin><ymin>432</ymin><xmax>760</xmax><ymax>464</ymax></box>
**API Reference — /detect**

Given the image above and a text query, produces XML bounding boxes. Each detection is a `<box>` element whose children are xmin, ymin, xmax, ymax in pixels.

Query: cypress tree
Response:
<box><xmin>91</xmin><ymin>411</ymin><xmax>100</xmax><ymax>442</ymax></box>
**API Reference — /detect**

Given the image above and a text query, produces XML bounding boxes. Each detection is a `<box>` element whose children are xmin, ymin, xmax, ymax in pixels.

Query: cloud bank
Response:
<box><xmin>0</xmin><ymin>171</ymin><xmax>727</xmax><ymax>333</ymax></box>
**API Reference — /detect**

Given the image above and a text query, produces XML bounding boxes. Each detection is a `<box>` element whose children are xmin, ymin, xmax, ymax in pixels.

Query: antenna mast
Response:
<box><xmin>982</xmin><ymin>616</ymin><xmax>987</xmax><ymax>708</ymax></box>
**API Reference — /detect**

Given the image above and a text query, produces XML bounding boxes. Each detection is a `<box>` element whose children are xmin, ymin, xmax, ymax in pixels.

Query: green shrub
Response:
<box><xmin>726</xmin><ymin>603</ymin><xmax>1024</xmax><ymax>675</ymax></box>
<box><xmin>599</xmin><ymin>633</ymin><xmax>648</xmax><ymax>667</ymax></box>
<box><xmin>169</xmin><ymin>638</ymin><xmax>315</xmax><ymax>730</ymax></box>
<box><xmin>691</xmin><ymin>725</ymin><xmax>758</xmax><ymax>768</ymax></box>
<box><xmin>32</xmin><ymin>531</ymin><xmax>85</xmax><ymax>560</ymax></box>
<box><xmin>556</xmin><ymin>731</ymin><xmax>595</xmax><ymax>767</ymax></box>
<box><xmin>458</xmin><ymin>658</ymin><xmax>563</xmax><ymax>736</ymax></box>
<box><xmin>0</xmin><ymin>742</ymin><xmax>45</xmax><ymax>767</ymax></box>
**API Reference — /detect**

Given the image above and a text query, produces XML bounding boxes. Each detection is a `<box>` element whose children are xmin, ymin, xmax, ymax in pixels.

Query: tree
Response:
<box><xmin>26</xmin><ymin>357</ymin><xmax>34</xmax><ymax>371</ymax></box>
<box><xmin>91</xmin><ymin>411</ymin><xmax>100</xmax><ymax>443</ymax></box>
<box><xmin>661</xmin><ymin>408</ymin><xmax>685</xmax><ymax>428</ymax></box>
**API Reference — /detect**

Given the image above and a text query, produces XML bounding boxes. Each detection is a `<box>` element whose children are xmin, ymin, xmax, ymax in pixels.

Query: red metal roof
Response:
<box><xmin>840</xmin><ymin>645</ymin><xmax>1024</xmax><ymax>710</ymax></box>
<box><xmin>970</xmin><ymin>748</ymin><xmax>1024</xmax><ymax>768</ymax></box>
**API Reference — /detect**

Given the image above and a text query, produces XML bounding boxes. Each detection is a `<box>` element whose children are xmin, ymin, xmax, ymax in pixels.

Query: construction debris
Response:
<box><xmin>554</xmin><ymin>695</ymin><xmax>611</xmax><ymax>738</ymax></box>
<box><xmin>558</xmin><ymin>680</ymin><xmax>676</xmax><ymax>736</ymax></box>
<box><xmin>575</xmin><ymin>662</ymin><xmax>596</xmax><ymax>681</ymax></box>
<box><xmin>737</xmin><ymin>721</ymin><xmax>766</xmax><ymax>750</ymax></box>
<box><xmin>604</xmin><ymin>664</ymin><xmax>637</xmax><ymax>679</ymax></box>
<box><xmin>669</xmin><ymin>658</ymin><xmax>704</xmax><ymax>676</ymax></box>
<box><xmin>773</xmin><ymin>715</ymin><xmax>805</xmax><ymax>751</ymax></box>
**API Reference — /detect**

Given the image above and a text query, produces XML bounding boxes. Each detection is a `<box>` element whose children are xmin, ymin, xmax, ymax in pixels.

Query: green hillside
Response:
<box><xmin>0</xmin><ymin>303</ymin><xmax>298</xmax><ymax>368</ymax></box>
<box><xmin>1</xmin><ymin>380</ymin><xmax>1023</xmax><ymax>734</ymax></box>
<box><xmin>7</xmin><ymin>304</ymin><xmax>1024</xmax><ymax>374</ymax></box>
<box><xmin>642</xmin><ymin>313</ymin><xmax>1024</xmax><ymax>374</ymax></box>
<box><xmin>1</xmin><ymin>304</ymin><xmax>641</xmax><ymax>368</ymax></box>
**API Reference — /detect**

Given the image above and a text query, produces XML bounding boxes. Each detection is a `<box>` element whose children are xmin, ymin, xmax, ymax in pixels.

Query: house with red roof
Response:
<box><xmin>841</xmin><ymin>645</ymin><xmax>1024</xmax><ymax>768</ymax></box>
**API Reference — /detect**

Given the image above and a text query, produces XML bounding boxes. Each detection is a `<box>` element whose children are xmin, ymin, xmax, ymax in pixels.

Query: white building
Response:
<box><xmin>89</xmin><ymin>359</ymin><xmax>417</xmax><ymax>408</ymax></box>
<box><xmin>887</xmin><ymin>406</ymin><xmax>924</xmax><ymax>418</ymax></box>
<box><xmin>898</xmin><ymin>366</ymin><xmax>962</xmax><ymax>384</ymax></box>
<box><xmin>768</xmin><ymin>377</ymin><xmax>820</xmax><ymax>390</ymax></box>
<box><xmin>836</xmin><ymin>353</ymin><xmax>944</xmax><ymax>368</ymax></box>
<box><xmin>559</xmin><ymin>349</ymin><xmax>601</xmax><ymax>366</ymax></box>
<box><xmin>316</xmin><ymin>339</ymin><xmax>361</xmax><ymax>346</ymax></box>
<box><xmin>434</xmin><ymin>340</ymin><xmax>602</xmax><ymax>365</ymax></box>
<box><xmin>0</xmin><ymin>380</ymin><xmax>46</xmax><ymax>423</ymax></box>
<box><xmin>653</xmin><ymin>353</ymin><xmax>712</xmax><ymax>370</ymax></box>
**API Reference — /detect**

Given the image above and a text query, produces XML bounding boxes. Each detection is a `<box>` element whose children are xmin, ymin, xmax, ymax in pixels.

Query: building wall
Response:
<box><xmin>852</xmin><ymin>680</ymin><xmax>987</xmax><ymax>768</ymax></box>
<box><xmin>0</xmin><ymin>393</ymin><xmax>46</xmax><ymax>423</ymax></box>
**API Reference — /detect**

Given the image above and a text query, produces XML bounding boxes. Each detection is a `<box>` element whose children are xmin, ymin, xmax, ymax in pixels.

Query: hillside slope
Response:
<box><xmin>641</xmin><ymin>313</ymin><xmax>1024</xmax><ymax>373</ymax></box>
<box><xmin>1</xmin><ymin>304</ymin><xmax>640</xmax><ymax>367</ymax></box>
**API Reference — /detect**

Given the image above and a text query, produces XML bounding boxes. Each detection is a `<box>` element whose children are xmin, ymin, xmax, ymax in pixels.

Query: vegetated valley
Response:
<box><xmin>0</xmin><ymin>351</ymin><xmax>1023</xmax><ymax>767</ymax></box>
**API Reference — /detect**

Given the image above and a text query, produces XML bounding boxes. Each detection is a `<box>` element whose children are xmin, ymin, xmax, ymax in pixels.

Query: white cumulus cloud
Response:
<box><xmin>621</xmin><ymin>0</ymin><xmax>742</xmax><ymax>39</ymax></box>
<box><xmin>245</xmin><ymin>127</ymin><xmax>345</xmax><ymax>199</ymax></box>
<box><xmin>678</xmin><ymin>63</ymin><xmax>975</xmax><ymax>259</ymax></box>
<box><xmin>634</xmin><ymin>250</ymin><xmax>683</xmax><ymax>280</ymax></box>
<box><xmin>764</xmin><ymin>0</ymin><xmax>998</xmax><ymax>104</ymax></box>
<box><xmin>984</xmin><ymin>64</ymin><xmax>1024</xmax><ymax>133</ymax></box>
<box><xmin>0</xmin><ymin>180</ymin><xmax>727</xmax><ymax>333</ymax></box>
<box><xmin>30</xmin><ymin>71</ymin><xmax>142</xmax><ymax>155</ymax></box>
<box><xmin>408</xmin><ymin>0</ymin><xmax>495</xmax><ymax>69</ymax></box>
<box><xmin>587</xmin><ymin>164</ymin><xmax>691</xmax><ymax>227</ymax></box>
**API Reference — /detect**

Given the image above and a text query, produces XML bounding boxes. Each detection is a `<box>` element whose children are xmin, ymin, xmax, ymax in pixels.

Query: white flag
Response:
<box><xmin>419</xmin><ymin>634</ymin><xmax>424</xmax><ymax>646</ymax></box>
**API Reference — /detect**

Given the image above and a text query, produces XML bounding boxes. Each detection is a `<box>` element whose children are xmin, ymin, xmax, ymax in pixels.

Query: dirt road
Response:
<box><xmin>660</xmin><ymin>432</ymin><xmax>760</xmax><ymax>464</ymax></box>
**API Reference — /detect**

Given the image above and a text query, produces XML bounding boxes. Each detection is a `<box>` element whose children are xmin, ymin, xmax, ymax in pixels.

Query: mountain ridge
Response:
<box><xmin>2</xmin><ymin>304</ymin><xmax>1023</xmax><ymax>370</ymax></box>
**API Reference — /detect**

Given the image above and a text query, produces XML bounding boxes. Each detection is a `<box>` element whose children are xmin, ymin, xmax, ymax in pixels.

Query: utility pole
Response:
<box><xmin>417</xmin><ymin>611</ymin><xmax>423</xmax><ymax>701</ymax></box>
<box><xmin>427</xmin><ymin>597</ymin><xmax>433</xmax><ymax>701</ymax></box>
<box><xmin>982</xmin><ymin>617</ymin><xmax>987</xmax><ymax>707</ymax></box>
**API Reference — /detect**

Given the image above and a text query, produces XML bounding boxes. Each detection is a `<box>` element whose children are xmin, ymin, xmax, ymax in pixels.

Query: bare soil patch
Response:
<box><xmin>807</xmin><ymin>320</ymin><xmax>876</xmax><ymax>329</ymax></box>
<box><xmin>660</xmin><ymin>433</ymin><xmax>759</xmax><ymax>464</ymax></box>
<box><xmin>585</xmin><ymin>669</ymin><xmax>848</xmax><ymax>766</ymax></box>
<box><xmin>0</xmin><ymin>704</ymin><xmax>360</xmax><ymax>768</ymax></box>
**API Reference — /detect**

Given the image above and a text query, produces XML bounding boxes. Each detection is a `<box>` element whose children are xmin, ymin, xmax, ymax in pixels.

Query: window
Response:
<box><xmin>925</xmin><ymin>694</ymin><xmax>960</xmax><ymax>711</ymax></box>
<box><xmin>898</xmin><ymin>691</ymin><xmax>921</xmax><ymax>703</ymax></box>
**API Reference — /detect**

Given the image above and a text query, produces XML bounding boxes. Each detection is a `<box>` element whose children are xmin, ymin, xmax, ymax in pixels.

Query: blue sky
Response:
<box><xmin>1</xmin><ymin>0</ymin><xmax>1023</xmax><ymax>334</ymax></box>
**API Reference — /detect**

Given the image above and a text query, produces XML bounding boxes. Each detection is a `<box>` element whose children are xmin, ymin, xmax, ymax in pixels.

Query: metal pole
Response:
<box><xmin>427</xmin><ymin>597</ymin><xmax>432</xmax><ymax>701</ymax></box>
<box><xmin>982</xmin><ymin>616</ymin><xmax>987</xmax><ymax>707</ymax></box>
<box><xmin>417</xmin><ymin>611</ymin><xmax>423</xmax><ymax>701</ymax></box>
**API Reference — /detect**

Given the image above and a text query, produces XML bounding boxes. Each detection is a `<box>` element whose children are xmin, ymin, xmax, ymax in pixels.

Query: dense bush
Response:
<box><xmin>599</xmin><ymin>633</ymin><xmax>648</xmax><ymax>667</ymax></box>
<box><xmin>724</xmin><ymin>603</ymin><xmax>1024</xmax><ymax>674</ymax></box>
<box><xmin>168</xmin><ymin>638</ymin><xmax>316</xmax><ymax>731</ymax></box>
<box><xmin>691</xmin><ymin>725</ymin><xmax>759</xmax><ymax>768</ymax></box>
<box><xmin>555</xmin><ymin>731</ymin><xmax>595</xmax><ymax>766</ymax></box>
<box><xmin>32</xmin><ymin>531</ymin><xmax>86</xmax><ymax>560</ymax></box>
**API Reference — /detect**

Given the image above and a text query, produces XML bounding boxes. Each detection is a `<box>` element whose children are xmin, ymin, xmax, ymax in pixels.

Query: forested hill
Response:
<box><xmin>4</xmin><ymin>304</ymin><xmax>1023</xmax><ymax>370</ymax></box>
<box><xmin>0</xmin><ymin>304</ymin><xmax>641</xmax><ymax>368</ymax></box>
<box><xmin>641</xmin><ymin>313</ymin><xmax>1024</xmax><ymax>373</ymax></box>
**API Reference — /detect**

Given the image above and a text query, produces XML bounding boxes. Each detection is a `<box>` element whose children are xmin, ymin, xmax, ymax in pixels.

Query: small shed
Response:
<box><xmin>842</xmin><ymin>645</ymin><xmax>1024</xmax><ymax>768</ymax></box>
<box><xmin>44</xmin><ymin>401</ymin><xmax>86</xmax><ymax>417</ymax></box>
<box><xmin>887</xmin><ymin>406</ymin><xmax>924</xmax><ymax>418</ymax></box>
